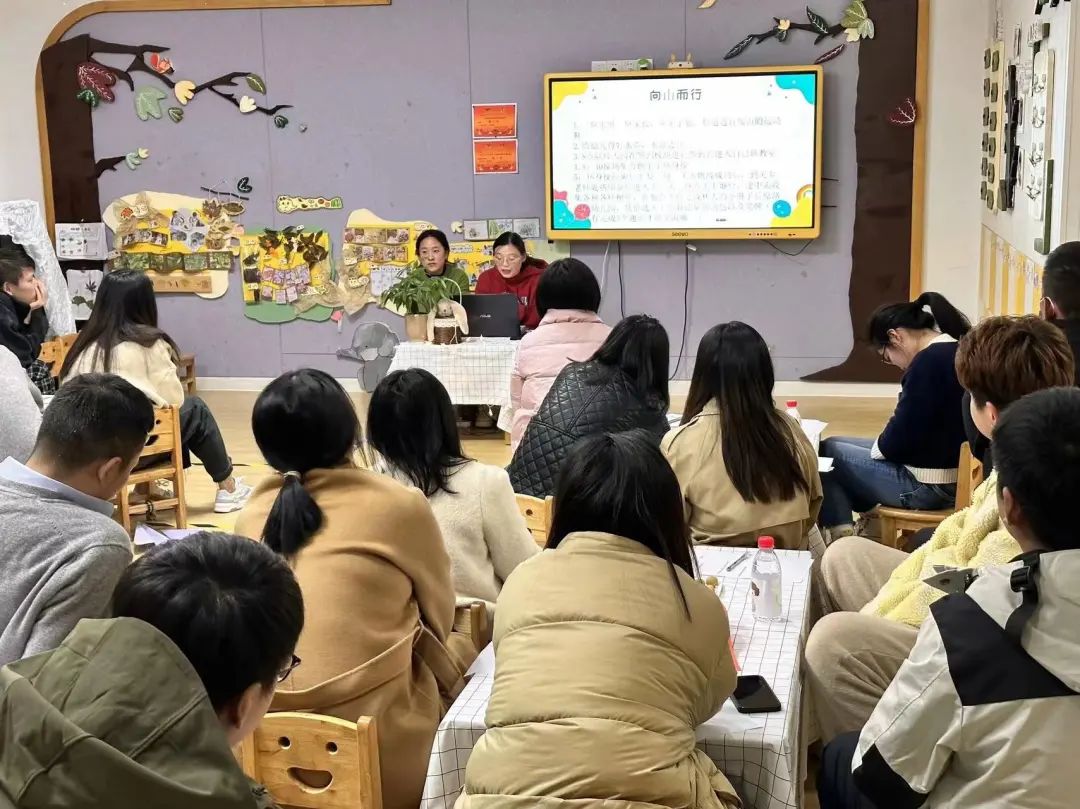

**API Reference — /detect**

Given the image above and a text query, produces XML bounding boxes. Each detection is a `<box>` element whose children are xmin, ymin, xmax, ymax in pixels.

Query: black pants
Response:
<box><xmin>180</xmin><ymin>396</ymin><xmax>233</xmax><ymax>483</ymax></box>
<box><xmin>818</xmin><ymin>732</ymin><xmax>876</xmax><ymax>809</ymax></box>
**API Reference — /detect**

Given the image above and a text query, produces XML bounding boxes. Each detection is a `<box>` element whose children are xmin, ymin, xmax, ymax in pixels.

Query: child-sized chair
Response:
<box><xmin>515</xmin><ymin>494</ymin><xmax>553</xmax><ymax>549</ymax></box>
<box><xmin>240</xmin><ymin>713</ymin><xmax>382</xmax><ymax>809</ymax></box>
<box><xmin>114</xmin><ymin>405</ymin><xmax>188</xmax><ymax>534</ymax></box>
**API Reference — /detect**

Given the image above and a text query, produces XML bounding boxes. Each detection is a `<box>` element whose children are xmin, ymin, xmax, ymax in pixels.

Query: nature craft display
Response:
<box><xmin>719</xmin><ymin>2</ymin><xmax>875</xmax><ymax>64</ymax></box>
<box><xmin>240</xmin><ymin>227</ymin><xmax>341</xmax><ymax>324</ymax></box>
<box><xmin>74</xmin><ymin>37</ymin><xmax>293</xmax><ymax>128</ymax></box>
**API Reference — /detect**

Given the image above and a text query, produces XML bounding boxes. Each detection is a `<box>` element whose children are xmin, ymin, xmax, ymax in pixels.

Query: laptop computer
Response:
<box><xmin>460</xmin><ymin>293</ymin><xmax>522</xmax><ymax>339</ymax></box>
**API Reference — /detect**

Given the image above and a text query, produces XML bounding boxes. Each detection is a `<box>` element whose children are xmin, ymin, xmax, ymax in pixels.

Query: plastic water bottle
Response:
<box><xmin>751</xmin><ymin>536</ymin><xmax>783</xmax><ymax>622</ymax></box>
<box><xmin>785</xmin><ymin>400</ymin><xmax>802</xmax><ymax>424</ymax></box>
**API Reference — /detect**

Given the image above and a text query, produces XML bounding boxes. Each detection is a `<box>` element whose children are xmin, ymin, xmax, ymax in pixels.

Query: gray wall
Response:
<box><xmin>69</xmin><ymin>0</ymin><xmax>859</xmax><ymax>380</ymax></box>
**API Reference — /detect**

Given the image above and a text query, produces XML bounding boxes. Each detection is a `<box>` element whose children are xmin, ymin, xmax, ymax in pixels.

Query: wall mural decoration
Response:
<box><xmin>721</xmin><ymin>2</ymin><xmax>875</xmax><ymax>62</ymax></box>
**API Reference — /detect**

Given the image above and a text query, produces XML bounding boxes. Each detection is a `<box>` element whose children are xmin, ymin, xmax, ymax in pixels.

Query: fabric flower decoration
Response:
<box><xmin>174</xmin><ymin>80</ymin><xmax>196</xmax><ymax>105</ymax></box>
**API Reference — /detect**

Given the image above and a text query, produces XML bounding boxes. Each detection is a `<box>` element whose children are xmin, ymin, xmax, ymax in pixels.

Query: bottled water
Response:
<box><xmin>784</xmin><ymin>400</ymin><xmax>802</xmax><ymax>424</ymax></box>
<box><xmin>751</xmin><ymin>536</ymin><xmax>783</xmax><ymax>622</ymax></box>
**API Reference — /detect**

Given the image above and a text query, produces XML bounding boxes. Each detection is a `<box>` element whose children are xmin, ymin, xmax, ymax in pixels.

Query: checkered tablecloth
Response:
<box><xmin>421</xmin><ymin>546</ymin><xmax>813</xmax><ymax>809</ymax></box>
<box><xmin>388</xmin><ymin>339</ymin><xmax>518</xmax><ymax>421</ymax></box>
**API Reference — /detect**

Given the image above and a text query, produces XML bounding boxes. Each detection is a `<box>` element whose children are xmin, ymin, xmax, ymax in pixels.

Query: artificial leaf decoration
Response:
<box><xmin>273</xmin><ymin>114</ymin><xmax>289</xmax><ymax>129</ymax></box>
<box><xmin>239</xmin><ymin>96</ymin><xmax>257</xmax><ymax>114</ymax></box>
<box><xmin>222</xmin><ymin>201</ymin><xmax>246</xmax><ymax>217</ymax></box>
<box><xmin>134</xmin><ymin>86</ymin><xmax>167</xmax><ymax>121</ymax></box>
<box><xmin>806</xmin><ymin>7</ymin><xmax>830</xmax><ymax>35</ymax></box>
<box><xmin>167</xmin><ymin>106</ymin><xmax>184</xmax><ymax>123</ymax></box>
<box><xmin>859</xmin><ymin>18</ymin><xmax>876</xmax><ymax>38</ymax></box>
<box><xmin>815</xmin><ymin>42</ymin><xmax>847</xmax><ymax>64</ymax></box>
<box><xmin>246</xmin><ymin>73</ymin><xmax>267</xmax><ymax>94</ymax></box>
<box><xmin>76</xmin><ymin>62</ymin><xmax>117</xmax><ymax>103</ymax></box>
<box><xmin>149</xmin><ymin>53</ymin><xmax>174</xmax><ymax>75</ymax></box>
<box><xmin>778</xmin><ymin>29</ymin><xmax>789</xmax><ymax>42</ymax></box>
<box><xmin>124</xmin><ymin>150</ymin><xmax>146</xmax><ymax>170</ymax></box>
<box><xmin>724</xmin><ymin>34</ymin><xmax>756</xmax><ymax>61</ymax></box>
<box><xmin>698</xmin><ymin>0</ymin><xmax>718</xmax><ymax>6</ymax></box>
<box><xmin>174</xmin><ymin>79</ymin><xmax>196</xmax><ymax>105</ymax></box>
<box><xmin>845</xmin><ymin>27</ymin><xmax>861</xmax><ymax>42</ymax></box>
<box><xmin>841</xmin><ymin>0</ymin><xmax>869</xmax><ymax>28</ymax></box>
<box><xmin>237</xmin><ymin>177</ymin><xmax>253</xmax><ymax>194</ymax></box>
<box><xmin>888</xmin><ymin>97</ymin><xmax>918</xmax><ymax>127</ymax></box>
<box><xmin>777</xmin><ymin>18</ymin><xmax>792</xmax><ymax>31</ymax></box>
<box><xmin>76</xmin><ymin>89</ymin><xmax>100</xmax><ymax>108</ymax></box>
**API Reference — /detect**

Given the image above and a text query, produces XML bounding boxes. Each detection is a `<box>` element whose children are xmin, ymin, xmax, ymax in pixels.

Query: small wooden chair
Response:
<box><xmin>454</xmin><ymin>600</ymin><xmax>491</xmax><ymax>651</ymax></box>
<box><xmin>38</xmin><ymin>333</ymin><xmax>77</xmax><ymax>378</ymax></box>
<box><xmin>240</xmin><ymin>713</ymin><xmax>382</xmax><ymax>809</ymax></box>
<box><xmin>516</xmin><ymin>494</ymin><xmax>554</xmax><ymax>548</ymax></box>
<box><xmin>177</xmin><ymin>352</ymin><xmax>197</xmax><ymax>395</ymax></box>
<box><xmin>114</xmin><ymin>406</ymin><xmax>188</xmax><ymax>534</ymax></box>
<box><xmin>876</xmin><ymin>443</ymin><xmax>984</xmax><ymax>549</ymax></box>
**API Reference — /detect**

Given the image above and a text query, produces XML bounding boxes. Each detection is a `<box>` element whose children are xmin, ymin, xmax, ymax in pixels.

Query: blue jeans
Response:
<box><xmin>819</xmin><ymin>437</ymin><xmax>956</xmax><ymax>528</ymax></box>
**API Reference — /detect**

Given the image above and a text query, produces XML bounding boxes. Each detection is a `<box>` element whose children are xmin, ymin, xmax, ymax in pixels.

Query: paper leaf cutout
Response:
<box><xmin>76</xmin><ymin>89</ymin><xmax>100</xmax><ymax>108</ymax></box>
<box><xmin>222</xmin><ymin>201</ymin><xmax>246</xmax><ymax>216</ymax></box>
<box><xmin>246</xmin><ymin>73</ymin><xmax>267</xmax><ymax>94</ymax></box>
<box><xmin>724</xmin><ymin>34</ymin><xmax>756</xmax><ymax>61</ymax></box>
<box><xmin>124</xmin><ymin>152</ymin><xmax>140</xmax><ymax>170</ymax></box>
<box><xmin>237</xmin><ymin>177</ymin><xmax>253</xmax><ymax>194</ymax></box>
<box><xmin>134</xmin><ymin>86</ymin><xmax>167</xmax><ymax>121</ymax></box>
<box><xmin>888</xmin><ymin>98</ymin><xmax>918</xmax><ymax>126</ymax></box>
<box><xmin>76</xmin><ymin>62</ymin><xmax>117</xmax><ymax>103</ymax></box>
<box><xmin>149</xmin><ymin>53</ymin><xmax>174</xmax><ymax>75</ymax></box>
<box><xmin>841</xmin><ymin>0</ymin><xmax>869</xmax><ymax>29</ymax></box>
<box><xmin>845</xmin><ymin>27</ymin><xmax>860</xmax><ymax>42</ymax></box>
<box><xmin>777</xmin><ymin>28</ymin><xmax>789</xmax><ymax>42</ymax></box>
<box><xmin>273</xmin><ymin>114</ymin><xmax>289</xmax><ymax>129</ymax></box>
<box><xmin>167</xmin><ymin>106</ymin><xmax>184</xmax><ymax>123</ymax></box>
<box><xmin>238</xmin><ymin>96</ymin><xmax>257</xmax><ymax>114</ymax></box>
<box><xmin>174</xmin><ymin>79</ymin><xmax>196</xmax><ymax>105</ymax></box>
<box><xmin>815</xmin><ymin>42</ymin><xmax>847</xmax><ymax>64</ymax></box>
<box><xmin>806</xmin><ymin>7</ymin><xmax>831</xmax><ymax>35</ymax></box>
<box><xmin>698</xmin><ymin>0</ymin><xmax>718</xmax><ymax>6</ymax></box>
<box><xmin>859</xmin><ymin>18</ymin><xmax>876</xmax><ymax>39</ymax></box>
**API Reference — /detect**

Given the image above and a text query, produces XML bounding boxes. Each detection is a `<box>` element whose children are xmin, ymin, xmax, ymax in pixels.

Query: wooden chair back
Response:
<box><xmin>240</xmin><ymin>713</ymin><xmax>382</xmax><ymax>809</ymax></box>
<box><xmin>454</xmin><ymin>600</ymin><xmax>491</xmax><ymax>651</ymax></box>
<box><xmin>876</xmin><ymin>442</ymin><xmax>983</xmax><ymax>548</ymax></box>
<box><xmin>113</xmin><ymin>405</ymin><xmax>188</xmax><ymax>534</ymax></box>
<box><xmin>516</xmin><ymin>494</ymin><xmax>553</xmax><ymax>548</ymax></box>
<box><xmin>38</xmin><ymin>333</ymin><xmax>77</xmax><ymax>377</ymax></box>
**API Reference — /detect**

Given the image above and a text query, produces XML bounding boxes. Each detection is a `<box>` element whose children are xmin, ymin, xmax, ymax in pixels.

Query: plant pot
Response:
<box><xmin>404</xmin><ymin>314</ymin><xmax>428</xmax><ymax>342</ymax></box>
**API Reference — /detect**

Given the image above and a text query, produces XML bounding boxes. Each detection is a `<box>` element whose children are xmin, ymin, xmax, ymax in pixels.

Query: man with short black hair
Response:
<box><xmin>0</xmin><ymin>373</ymin><xmax>153</xmax><ymax>665</ymax></box>
<box><xmin>820</xmin><ymin>387</ymin><xmax>1080</xmax><ymax>808</ymax></box>
<box><xmin>0</xmin><ymin>244</ymin><xmax>54</xmax><ymax>395</ymax></box>
<box><xmin>0</xmin><ymin>532</ymin><xmax>305</xmax><ymax>807</ymax></box>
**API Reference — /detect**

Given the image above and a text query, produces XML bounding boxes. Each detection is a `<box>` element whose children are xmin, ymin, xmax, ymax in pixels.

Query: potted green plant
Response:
<box><xmin>380</xmin><ymin>273</ymin><xmax>465</xmax><ymax>342</ymax></box>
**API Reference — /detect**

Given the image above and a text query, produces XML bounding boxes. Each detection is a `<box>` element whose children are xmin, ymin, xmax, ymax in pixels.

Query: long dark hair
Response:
<box><xmin>867</xmin><ymin>291</ymin><xmax>971</xmax><ymax>347</ymax></box>
<box><xmin>588</xmin><ymin>314</ymin><xmax>670</xmax><ymax>408</ymax></box>
<box><xmin>252</xmin><ymin>369</ymin><xmax>361</xmax><ymax>557</ymax></box>
<box><xmin>683</xmin><ymin>323</ymin><xmax>809</xmax><ymax>503</ymax></box>
<box><xmin>491</xmin><ymin>231</ymin><xmax>544</xmax><ymax>271</ymax></box>
<box><xmin>548</xmin><ymin>430</ymin><xmax>696</xmax><ymax>614</ymax></box>
<box><xmin>367</xmin><ymin>369</ymin><xmax>470</xmax><ymax>496</ymax></box>
<box><xmin>61</xmin><ymin>270</ymin><xmax>179</xmax><ymax>378</ymax></box>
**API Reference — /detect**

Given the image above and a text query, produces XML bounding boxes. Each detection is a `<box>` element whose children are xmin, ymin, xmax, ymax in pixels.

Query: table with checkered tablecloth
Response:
<box><xmin>421</xmin><ymin>546</ymin><xmax>813</xmax><ymax>809</ymax></box>
<box><xmin>387</xmin><ymin>338</ymin><xmax>518</xmax><ymax>432</ymax></box>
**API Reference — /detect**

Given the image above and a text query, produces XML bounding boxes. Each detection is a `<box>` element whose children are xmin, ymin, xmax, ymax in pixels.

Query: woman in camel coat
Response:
<box><xmin>235</xmin><ymin>369</ymin><xmax>475</xmax><ymax>809</ymax></box>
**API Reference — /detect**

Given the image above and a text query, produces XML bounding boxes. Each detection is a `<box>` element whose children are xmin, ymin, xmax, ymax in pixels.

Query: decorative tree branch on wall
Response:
<box><xmin>721</xmin><ymin>2</ymin><xmax>875</xmax><ymax>62</ymax></box>
<box><xmin>75</xmin><ymin>38</ymin><xmax>292</xmax><ymax>126</ymax></box>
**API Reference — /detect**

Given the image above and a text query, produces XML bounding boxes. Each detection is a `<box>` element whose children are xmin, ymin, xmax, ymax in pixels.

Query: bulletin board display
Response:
<box><xmin>544</xmin><ymin>66</ymin><xmax>824</xmax><ymax>241</ymax></box>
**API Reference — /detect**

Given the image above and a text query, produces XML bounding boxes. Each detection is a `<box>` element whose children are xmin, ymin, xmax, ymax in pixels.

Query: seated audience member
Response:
<box><xmin>819</xmin><ymin>387</ymin><xmax>1080</xmax><ymax>809</ymax></box>
<box><xmin>474</xmin><ymin>231</ymin><xmax>549</xmax><ymax>331</ymax></box>
<box><xmin>0</xmin><ymin>345</ymin><xmax>43</xmax><ymax>464</ymax></box>
<box><xmin>0</xmin><ymin>532</ymin><xmax>303</xmax><ymax>808</ymax></box>
<box><xmin>508</xmin><ymin>314</ymin><xmax>671</xmax><ymax>498</ymax></box>
<box><xmin>509</xmin><ymin>257</ymin><xmax>610</xmax><ymax>450</ymax></box>
<box><xmin>368</xmin><ymin>369</ymin><xmax>538</xmax><ymax>603</ymax></box>
<box><xmin>965</xmin><ymin>240</ymin><xmax>1080</xmax><ymax>471</ymax></box>
<box><xmin>663</xmin><ymin>322</ymin><xmax>821</xmax><ymax>548</ymax></box>
<box><xmin>61</xmin><ymin>271</ymin><xmax>251</xmax><ymax>513</ymax></box>
<box><xmin>806</xmin><ymin>316</ymin><xmax>1074</xmax><ymax>740</ymax></box>
<box><xmin>820</xmin><ymin>292</ymin><xmax>970</xmax><ymax>537</ymax></box>
<box><xmin>411</xmin><ymin>228</ymin><xmax>471</xmax><ymax>292</ymax></box>
<box><xmin>0</xmin><ymin>374</ymin><xmax>151</xmax><ymax>666</ymax></box>
<box><xmin>235</xmin><ymin>368</ymin><xmax>473</xmax><ymax>809</ymax></box>
<box><xmin>0</xmin><ymin>244</ymin><xmax>55</xmax><ymax>395</ymax></box>
<box><xmin>458</xmin><ymin>430</ymin><xmax>739</xmax><ymax>809</ymax></box>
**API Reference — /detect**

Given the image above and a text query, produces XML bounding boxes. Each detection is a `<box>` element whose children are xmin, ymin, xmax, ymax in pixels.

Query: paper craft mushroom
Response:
<box><xmin>427</xmin><ymin>298</ymin><xmax>470</xmax><ymax>345</ymax></box>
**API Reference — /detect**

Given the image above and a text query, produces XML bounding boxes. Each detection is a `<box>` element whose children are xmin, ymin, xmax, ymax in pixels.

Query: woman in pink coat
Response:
<box><xmin>510</xmin><ymin>258</ymin><xmax>610</xmax><ymax>450</ymax></box>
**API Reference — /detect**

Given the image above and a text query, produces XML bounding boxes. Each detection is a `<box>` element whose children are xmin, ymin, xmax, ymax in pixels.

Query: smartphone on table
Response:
<box><xmin>731</xmin><ymin>675</ymin><xmax>782</xmax><ymax>713</ymax></box>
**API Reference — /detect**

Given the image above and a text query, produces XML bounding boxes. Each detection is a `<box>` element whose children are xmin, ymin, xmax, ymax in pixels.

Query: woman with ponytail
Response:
<box><xmin>235</xmin><ymin>369</ymin><xmax>474</xmax><ymax>809</ymax></box>
<box><xmin>820</xmin><ymin>292</ymin><xmax>971</xmax><ymax>537</ymax></box>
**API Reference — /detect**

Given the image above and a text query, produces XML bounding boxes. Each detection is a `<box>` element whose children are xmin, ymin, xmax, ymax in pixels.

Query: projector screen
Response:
<box><xmin>544</xmin><ymin>66</ymin><xmax>824</xmax><ymax>241</ymax></box>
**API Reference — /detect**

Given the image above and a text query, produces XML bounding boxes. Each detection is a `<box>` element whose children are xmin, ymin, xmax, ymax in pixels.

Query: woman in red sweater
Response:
<box><xmin>474</xmin><ymin>232</ymin><xmax>547</xmax><ymax>331</ymax></box>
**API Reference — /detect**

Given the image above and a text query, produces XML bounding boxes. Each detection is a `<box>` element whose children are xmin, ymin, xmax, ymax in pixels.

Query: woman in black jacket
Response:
<box><xmin>508</xmin><ymin>314</ymin><xmax>670</xmax><ymax>498</ymax></box>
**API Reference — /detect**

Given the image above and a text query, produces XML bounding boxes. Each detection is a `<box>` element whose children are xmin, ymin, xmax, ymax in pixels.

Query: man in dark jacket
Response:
<box><xmin>0</xmin><ymin>244</ymin><xmax>54</xmax><ymax>395</ymax></box>
<box><xmin>962</xmin><ymin>241</ymin><xmax>1080</xmax><ymax>473</ymax></box>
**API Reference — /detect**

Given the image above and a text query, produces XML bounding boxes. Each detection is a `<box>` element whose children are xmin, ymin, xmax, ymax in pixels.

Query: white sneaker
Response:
<box><xmin>214</xmin><ymin>478</ymin><xmax>253</xmax><ymax>514</ymax></box>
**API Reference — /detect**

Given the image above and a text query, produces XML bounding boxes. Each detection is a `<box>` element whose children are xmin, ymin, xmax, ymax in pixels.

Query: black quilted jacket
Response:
<box><xmin>507</xmin><ymin>360</ymin><xmax>670</xmax><ymax>498</ymax></box>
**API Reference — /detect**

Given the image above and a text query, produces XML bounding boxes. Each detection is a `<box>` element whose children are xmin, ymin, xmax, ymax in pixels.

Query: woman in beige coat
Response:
<box><xmin>663</xmin><ymin>322</ymin><xmax>821</xmax><ymax>549</ymax></box>
<box><xmin>458</xmin><ymin>430</ymin><xmax>739</xmax><ymax>809</ymax></box>
<box><xmin>235</xmin><ymin>369</ymin><xmax>475</xmax><ymax>809</ymax></box>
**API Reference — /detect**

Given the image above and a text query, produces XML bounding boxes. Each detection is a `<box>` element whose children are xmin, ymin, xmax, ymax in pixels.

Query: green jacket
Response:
<box><xmin>411</xmin><ymin>261</ymin><xmax>472</xmax><ymax>296</ymax></box>
<box><xmin>0</xmin><ymin>618</ymin><xmax>274</xmax><ymax>809</ymax></box>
